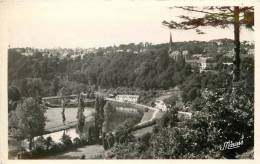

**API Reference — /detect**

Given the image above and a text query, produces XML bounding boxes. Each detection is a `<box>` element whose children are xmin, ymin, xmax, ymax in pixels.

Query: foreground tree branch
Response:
<box><xmin>163</xmin><ymin>6</ymin><xmax>254</xmax><ymax>88</ymax></box>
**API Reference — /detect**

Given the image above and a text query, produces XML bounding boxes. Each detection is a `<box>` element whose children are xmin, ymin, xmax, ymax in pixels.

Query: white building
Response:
<box><xmin>115</xmin><ymin>95</ymin><xmax>140</xmax><ymax>103</ymax></box>
<box><xmin>182</xmin><ymin>50</ymin><xmax>189</xmax><ymax>56</ymax></box>
<box><xmin>224</xmin><ymin>50</ymin><xmax>234</xmax><ymax>58</ymax></box>
<box><xmin>178</xmin><ymin>111</ymin><xmax>192</xmax><ymax>119</ymax></box>
<box><xmin>192</xmin><ymin>54</ymin><xmax>203</xmax><ymax>58</ymax></box>
<box><xmin>169</xmin><ymin>51</ymin><xmax>182</xmax><ymax>60</ymax></box>
<box><xmin>199</xmin><ymin>57</ymin><xmax>209</xmax><ymax>70</ymax></box>
<box><xmin>223</xmin><ymin>62</ymin><xmax>233</xmax><ymax>66</ymax></box>
<box><xmin>248</xmin><ymin>49</ymin><xmax>254</xmax><ymax>57</ymax></box>
<box><xmin>154</xmin><ymin>100</ymin><xmax>168</xmax><ymax>111</ymax></box>
<box><xmin>199</xmin><ymin>57</ymin><xmax>217</xmax><ymax>72</ymax></box>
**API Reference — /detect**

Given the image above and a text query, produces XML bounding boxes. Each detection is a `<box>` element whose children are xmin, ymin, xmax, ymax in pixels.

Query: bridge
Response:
<box><xmin>42</xmin><ymin>94</ymin><xmax>95</xmax><ymax>102</ymax></box>
<box><xmin>42</xmin><ymin>94</ymin><xmax>96</xmax><ymax>108</ymax></box>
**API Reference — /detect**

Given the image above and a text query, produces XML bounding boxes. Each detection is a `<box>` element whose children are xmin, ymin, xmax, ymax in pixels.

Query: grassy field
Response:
<box><xmin>45</xmin><ymin>107</ymin><xmax>95</xmax><ymax>130</ymax></box>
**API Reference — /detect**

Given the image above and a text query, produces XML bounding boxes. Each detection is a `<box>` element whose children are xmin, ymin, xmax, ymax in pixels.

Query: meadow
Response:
<box><xmin>45</xmin><ymin>107</ymin><xmax>95</xmax><ymax>130</ymax></box>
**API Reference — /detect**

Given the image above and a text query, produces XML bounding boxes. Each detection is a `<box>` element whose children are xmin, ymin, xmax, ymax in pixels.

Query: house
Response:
<box><xmin>223</xmin><ymin>62</ymin><xmax>233</xmax><ymax>66</ymax></box>
<box><xmin>115</xmin><ymin>95</ymin><xmax>140</xmax><ymax>103</ymax></box>
<box><xmin>192</xmin><ymin>54</ymin><xmax>203</xmax><ymax>58</ymax></box>
<box><xmin>182</xmin><ymin>50</ymin><xmax>190</xmax><ymax>59</ymax></box>
<box><xmin>199</xmin><ymin>57</ymin><xmax>217</xmax><ymax>72</ymax></box>
<box><xmin>223</xmin><ymin>50</ymin><xmax>234</xmax><ymax>58</ymax></box>
<box><xmin>154</xmin><ymin>100</ymin><xmax>168</xmax><ymax>111</ymax></box>
<box><xmin>21</xmin><ymin>52</ymin><xmax>33</xmax><ymax>56</ymax></box>
<box><xmin>248</xmin><ymin>49</ymin><xmax>254</xmax><ymax>56</ymax></box>
<box><xmin>182</xmin><ymin>50</ymin><xmax>189</xmax><ymax>56</ymax></box>
<box><xmin>169</xmin><ymin>51</ymin><xmax>183</xmax><ymax>61</ymax></box>
<box><xmin>116</xmin><ymin>49</ymin><xmax>124</xmax><ymax>53</ymax></box>
<box><xmin>177</xmin><ymin>111</ymin><xmax>192</xmax><ymax>119</ymax></box>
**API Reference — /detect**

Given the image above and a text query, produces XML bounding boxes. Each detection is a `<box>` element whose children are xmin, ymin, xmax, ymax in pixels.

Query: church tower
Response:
<box><xmin>168</xmin><ymin>32</ymin><xmax>184</xmax><ymax>62</ymax></box>
<box><xmin>168</xmin><ymin>32</ymin><xmax>173</xmax><ymax>54</ymax></box>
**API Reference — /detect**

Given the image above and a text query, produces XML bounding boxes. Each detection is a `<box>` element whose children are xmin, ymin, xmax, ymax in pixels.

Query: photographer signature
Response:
<box><xmin>219</xmin><ymin>136</ymin><xmax>244</xmax><ymax>150</ymax></box>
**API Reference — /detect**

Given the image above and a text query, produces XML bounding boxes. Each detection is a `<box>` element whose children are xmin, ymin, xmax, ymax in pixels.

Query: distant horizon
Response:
<box><xmin>9</xmin><ymin>37</ymin><xmax>254</xmax><ymax>50</ymax></box>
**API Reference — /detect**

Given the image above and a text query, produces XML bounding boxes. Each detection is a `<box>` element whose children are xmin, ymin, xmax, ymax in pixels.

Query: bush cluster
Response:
<box><xmin>31</xmin><ymin>134</ymin><xmax>90</xmax><ymax>158</ymax></box>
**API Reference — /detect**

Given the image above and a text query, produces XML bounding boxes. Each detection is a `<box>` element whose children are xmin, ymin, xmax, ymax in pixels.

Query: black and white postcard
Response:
<box><xmin>0</xmin><ymin>0</ymin><xmax>258</xmax><ymax>162</ymax></box>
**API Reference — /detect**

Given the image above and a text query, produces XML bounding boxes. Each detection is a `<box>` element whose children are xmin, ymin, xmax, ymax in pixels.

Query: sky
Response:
<box><xmin>6</xmin><ymin>0</ymin><xmax>254</xmax><ymax>49</ymax></box>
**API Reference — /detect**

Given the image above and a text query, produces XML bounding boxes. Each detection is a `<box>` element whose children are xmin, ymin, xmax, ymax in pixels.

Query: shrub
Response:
<box><xmin>73</xmin><ymin>137</ymin><xmax>81</xmax><ymax>146</ymax></box>
<box><xmin>60</xmin><ymin>133</ymin><xmax>73</xmax><ymax>147</ymax></box>
<box><xmin>49</xmin><ymin>143</ymin><xmax>63</xmax><ymax>154</ymax></box>
<box><xmin>45</xmin><ymin>136</ymin><xmax>53</xmax><ymax>150</ymax></box>
<box><xmin>32</xmin><ymin>144</ymin><xmax>45</xmax><ymax>155</ymax></box>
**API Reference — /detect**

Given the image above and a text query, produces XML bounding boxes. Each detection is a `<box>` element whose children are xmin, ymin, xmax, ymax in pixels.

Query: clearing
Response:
<box><xmin>45</xmin><ymin>107</ymin><xmax>94</xmax><ymax>130</ymax></box>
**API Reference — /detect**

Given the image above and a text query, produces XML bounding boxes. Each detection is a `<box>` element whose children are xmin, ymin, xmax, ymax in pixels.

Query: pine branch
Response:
<box><xmin>163</xmin><ymin>6</ymin><xmax>254</xmax><ymax>33</ymax></box>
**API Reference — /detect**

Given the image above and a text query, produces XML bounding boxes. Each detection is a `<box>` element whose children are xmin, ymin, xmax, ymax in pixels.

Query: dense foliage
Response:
<box><xmin>31</xmin><ymin>134</ymin><xmax>91</xmax><ymax>158</ymax></box>
<box><xmin>108</xmin><ymin>82</ymin><xmax>254</xmax><ymax>159</ymax></box>
<box><xmin>9</xmin><ymin>98</ymin><xmax>46</xmax><ymax>150</ymax></box>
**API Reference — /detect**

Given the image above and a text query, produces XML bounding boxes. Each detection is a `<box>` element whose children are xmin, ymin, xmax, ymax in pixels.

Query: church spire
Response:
<box><xmin>168</xmin><ymin>32</ymin><xmax>173</xmax><ymax>53</ymax></box>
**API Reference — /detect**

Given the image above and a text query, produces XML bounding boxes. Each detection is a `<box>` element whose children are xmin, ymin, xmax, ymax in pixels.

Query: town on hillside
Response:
<box><xmin>6</xmin><ymin>5</ymin><xmax>254</xmax><ymax>160</ymax></box>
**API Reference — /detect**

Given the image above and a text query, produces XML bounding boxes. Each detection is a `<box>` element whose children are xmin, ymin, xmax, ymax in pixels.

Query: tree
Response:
<box><xmin>162</xmin><ymin>6</ymin><xmax>254</xmax><ymax>84</ymax></box>
<box><xmin>57</xmin><ymin>87</ymin><xmax>72</xmax><ymax>97</ymax></box>
<box><xmin>8</xmin><ymin>86</ymin><xmax>21</xmax><ymax>112</ymax></box>
<box><xmin>58</xmin><ymin>87</ymin><xmax>72</xmax><ymax>124</ymax></box>
<box><xmin>14</xmin><ymin>98</ymin><xmax>46</xmax><ymax>150</ymax></box>
<box><xmin>60</xmin><ymin>132</ymin><xmax>73</xmax><ymax>146</ymax></box>
<box><xmin>102</xmin><ymin>102</ymin><xmax>114</xmax><ymax>149</ymax></box>
<box><xmin>77</xmin><ymin>94</ymin><xmax>85</xmax><ymax>134</ymax></box>
<box><xmin>94</xmin><ymin>96</ymin><xmax>106</xmax><ymax>142</ymax></box>
<box><xmin>8</xmin><ymin>86</ymin><xmax>21</xmax><ymax>101</ymax></box>
<box><xmin>102</xmin><ymin>102</ymin><xmax>114</xmax><ymax>133</ymax></box>
<box><xmin>20</xmin><ymin>78</ymin><xmax>29</xmax><ymax>97</ymax></box>
<box><xmin>27</xmin><ymin>78</ymin><xmax>44</xmax><ymax>98</ymax></box>
<box><xmin>51</xmin><ymin>77</ymin><xmax>60</xmax><ymax>96</ymax></box>
<box><xmin>45</xmin><ymin>136</ymin><xmax>53</xmax><ymax>150</ymax></box>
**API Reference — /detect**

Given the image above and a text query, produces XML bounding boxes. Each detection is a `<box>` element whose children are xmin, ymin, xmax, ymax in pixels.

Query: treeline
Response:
<box><xmin>8</xmin><ymin>47</ymin><xmax>190</xmax><ymax>96</ymax></box>
<box><xmin>8</xmin><ymin>39</ymin><xmax>253</xmax><ymax>103</ymax></box>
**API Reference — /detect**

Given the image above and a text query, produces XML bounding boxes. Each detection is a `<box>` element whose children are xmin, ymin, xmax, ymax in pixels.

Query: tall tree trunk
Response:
<box><xmin>233</xmin><ymin>6</ymin><xmax>240</xmax><ymax>83</ymax></box>
<box><xmin>77</xmin><ymin>95</ymin><xmax>85</xmax><ymax>134</ymax></box>
<box><xmin>61</xmin><ymin>98</ymin><xmax>66</xmax><ymax>124</ymax></box>
<box><xmin>29</xmin><ymin>136</ymin><xmax>33</xmax><ymax>151</ymax></box>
